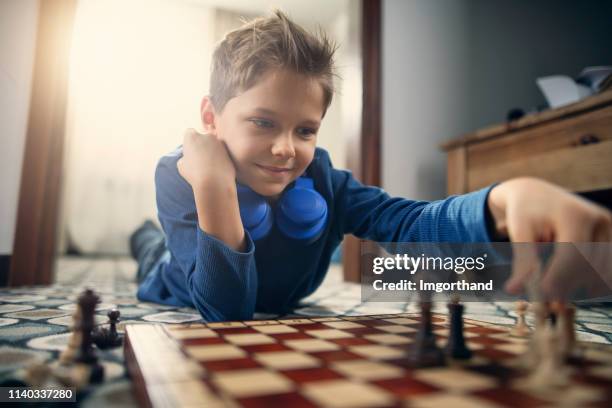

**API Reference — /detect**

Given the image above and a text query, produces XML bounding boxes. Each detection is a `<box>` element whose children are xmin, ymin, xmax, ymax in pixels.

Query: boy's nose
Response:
<box><xmin>271</xmin><ymin>134</ymin><xmax>296</xmax><ymax>158</ymax></box>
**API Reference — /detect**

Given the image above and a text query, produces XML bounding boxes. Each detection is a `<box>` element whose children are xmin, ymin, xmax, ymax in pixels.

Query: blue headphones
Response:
<box><xmin>237</xmin><ymin>177</ymin><xmax>328</xmax><ymax>243</ymax></box>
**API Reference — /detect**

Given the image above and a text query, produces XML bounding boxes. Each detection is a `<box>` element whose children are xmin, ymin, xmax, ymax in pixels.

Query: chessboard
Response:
<box><xmin>124</xmin><ymin>313</ymin><xmax>612</xmax><ymax>407</ymax></box>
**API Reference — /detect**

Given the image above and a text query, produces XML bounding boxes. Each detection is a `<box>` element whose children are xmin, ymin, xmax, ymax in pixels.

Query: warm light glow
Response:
<box><xmin>63</xmin><ymin>0</ymin><xmax>213</xmax><ymax>253</ymax></box>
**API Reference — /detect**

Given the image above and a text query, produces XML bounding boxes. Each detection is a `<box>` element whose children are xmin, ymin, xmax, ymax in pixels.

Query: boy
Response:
<box><xmin>132</xmin><ymin>11</ymin><xmax>611</xmax><ymax>322</ymax></box>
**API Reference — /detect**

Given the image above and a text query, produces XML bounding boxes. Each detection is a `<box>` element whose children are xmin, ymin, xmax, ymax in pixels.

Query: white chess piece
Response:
<box><xmin>520</xmin><ymin>302</ymin><xmax>547</xmax><ymax>369</ymax></box>
<box><xmin>59</xmin><ymin>306</ymin><xmax>82</xmax><ymax>365</ymax></box>
<box><xmin>526</xmin><ymin>323</ymin><xmax>570</xmax><ymax>388</ymax></box>
<box><xmin>25</xmin><ymin>363</ymin><xmax>52</xmax><ymax>387</ymax></box>
<box><xmin>556</xmin><ymin>304</ymin><xmax>576</xmax><ymax>359</ymax></box>
<box><xmin>512</xmin><ymin>301</ymin><xmax>530</xmax><ymax>336</ymax></box>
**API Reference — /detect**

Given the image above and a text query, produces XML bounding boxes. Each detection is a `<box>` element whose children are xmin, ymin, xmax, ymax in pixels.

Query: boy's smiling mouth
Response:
<box><xmin>255</xmin><ymin>163</ymin><xmax>295</xmax><ymax>182</ymax></box>
<box><xmin>256</xmin><ymin>164</ymin><xmax>294</xmax><ymax>173</ymax></box>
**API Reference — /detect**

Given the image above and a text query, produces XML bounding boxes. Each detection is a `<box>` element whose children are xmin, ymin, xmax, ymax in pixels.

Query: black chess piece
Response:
<box><xmin>408</xmin><ymin>302</ymin><xmax>446</xmax><ymax>367</ymax></box>
<box><xmin>93</xmin><ymin>309</ymin><xmax>123</xmax><ymax>349</ymax></box>
<box><xmin>76</xmin><ymin>289</ymin><xmax>104</xmax><ymax>383</ymax></box>
<box><xmin>445</xmin><ymin>301</ymin><xmax>472</xmax><ymax>359</ymax></box>
<box><xmin>108</xmin><ymin>309</ymin><xmax>121</xmax><ymax>340</ymax></box>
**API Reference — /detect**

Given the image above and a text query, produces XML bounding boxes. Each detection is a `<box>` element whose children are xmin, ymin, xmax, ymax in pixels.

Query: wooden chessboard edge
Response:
<box><xmin>124</xmin><ymin>327</ymin><xmax>154</xmax><ymax>408</ymax></box>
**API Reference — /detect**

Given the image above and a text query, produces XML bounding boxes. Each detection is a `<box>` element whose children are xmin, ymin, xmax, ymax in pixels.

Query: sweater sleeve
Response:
<box><xmin>155</xmin><ymin>151</ymin><xmax>258</xmax><ymax>321</ymax></box>
<box><xmin>333</xmin><ymin>168</ymin><xmax>495</xmax><ymax>243</ymax></box>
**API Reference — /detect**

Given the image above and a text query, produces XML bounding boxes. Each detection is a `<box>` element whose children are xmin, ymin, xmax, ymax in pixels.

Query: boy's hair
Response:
<box><xmin>210</xmin><ymin>10</ymin><xmax>337</xmax><ymax>115</ymax></box>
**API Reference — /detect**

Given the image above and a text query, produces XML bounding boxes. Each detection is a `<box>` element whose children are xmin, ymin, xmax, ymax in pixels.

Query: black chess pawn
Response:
<box><xmin>408</xmin><ymin>302</ymin><xmax>445</xmax><ymax>367</ymax></box>
<box><xmin>93</xmin><ymin>309</ymin><xmax>123</xmax><ymax>349</ymax></box>
<box><xmin>108</xmin><ymin>309</ymin><xmax>120</xmax><ymax>339</ymax></box>
<box><xmin>445</xmin><ymin>301</ymin><xmax>472</xmax><ymax>359</ymax></box>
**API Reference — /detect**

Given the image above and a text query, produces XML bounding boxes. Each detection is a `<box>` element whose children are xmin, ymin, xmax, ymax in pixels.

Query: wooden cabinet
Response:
<box><xmin>442</xmin><ymin>91</ymin><xmax>612</xmax><ymax>195</ymax></box>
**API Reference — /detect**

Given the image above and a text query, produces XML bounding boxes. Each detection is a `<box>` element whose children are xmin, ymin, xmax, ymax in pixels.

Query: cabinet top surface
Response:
<box><xmin>441</xmin><ymin>90</ymin><xmax>612</xmax><ymax>151</ymax></box>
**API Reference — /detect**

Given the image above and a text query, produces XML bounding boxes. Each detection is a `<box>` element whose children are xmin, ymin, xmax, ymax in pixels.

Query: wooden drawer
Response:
<box><xmin>466</xmin><ymin>105</ymin><xmax>612</xmax><ymax>192</ymax></box>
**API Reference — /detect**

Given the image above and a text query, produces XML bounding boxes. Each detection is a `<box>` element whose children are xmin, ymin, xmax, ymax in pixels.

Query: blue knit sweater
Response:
<box><xmin>137</xmin><ymin>147</ymin><xmax>494</xmax><ymax>321</ymax></box>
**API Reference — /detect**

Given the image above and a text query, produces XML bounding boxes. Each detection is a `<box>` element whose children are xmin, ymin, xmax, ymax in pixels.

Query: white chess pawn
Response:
<box><xmin>512</xmin><ymin>301</ymin><xmax>530</xmax><ymax>337</ymax></box>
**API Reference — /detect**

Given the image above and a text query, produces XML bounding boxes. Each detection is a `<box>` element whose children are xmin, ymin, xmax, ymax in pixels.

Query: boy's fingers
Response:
<box><xmin>505</xmin><ymin>224</ymin><xmax>540</xmax><ymax>295</ymax></box>
<box><xmin>593</xmin><ymin>212</ymin><xmax>612</xmax><ymax>242</ymax></box>
<box><xmin>540</xmin><ymin>217</ymin><xmax>612</xmax><ymax>301</ymax></box>
<box><xmin>505</xmin><ymin>246</ymin><xmax>540</xmax><ymax>295</ymax></box>
<box><xmin>184</xmin><ymin>128</ymin><xmax>196</xmax><ymax>141</ymax></box>
<box><xmin>586</xmin><ymin>218</ymin><xmax>612</xmax><ymax>295</ymax></box>
<box><xmin>540</xmin><ymin>216</ymin><xmax>589</xmax><ymax>300</ymax></box>
<box><xmin>540</xmin><ymin>244</ymin><xmax>581</xmax><ymax>301</ymax></box>
<box><xmin>184</xmin><ymin>128</ymin><xmax>208</xmax><ymax>147</ymax></box>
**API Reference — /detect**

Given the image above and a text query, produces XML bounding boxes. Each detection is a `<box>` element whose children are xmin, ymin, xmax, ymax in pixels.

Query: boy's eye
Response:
<box><xmin>297</xmin><ymin>127</ymin><xmax>317</xmax><ymax>138</ymax></box>
<box><xmin>250</xmin><ymin>118</ymin><xmax>274</xmax><ymax>129</ymax></box>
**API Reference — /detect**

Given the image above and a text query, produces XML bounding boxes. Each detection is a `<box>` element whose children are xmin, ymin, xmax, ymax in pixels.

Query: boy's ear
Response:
<box><xmin>200</xmin><ymin>96</ymin><xmax>217</xmax><ymax>134</ymax></box>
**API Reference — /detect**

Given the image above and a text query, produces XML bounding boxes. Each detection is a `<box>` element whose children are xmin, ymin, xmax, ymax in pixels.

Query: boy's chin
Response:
<box><xmin>250</xmin><ymin>183</ymin><xmax>287</xmax><ymax>198</ymax></box>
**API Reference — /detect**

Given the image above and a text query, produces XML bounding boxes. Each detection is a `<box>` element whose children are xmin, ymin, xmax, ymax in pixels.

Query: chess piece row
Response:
<box><xmin>408</xmin><ymin>298</ymin><xmax>578</xmax><ymax>373</ymax></box>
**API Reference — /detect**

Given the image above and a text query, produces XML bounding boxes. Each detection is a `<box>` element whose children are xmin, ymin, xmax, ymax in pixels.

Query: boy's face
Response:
<box><xmin>204</xmin><ymin>69</ymin><xmax>324</xmax><ymax>197</ymax></box>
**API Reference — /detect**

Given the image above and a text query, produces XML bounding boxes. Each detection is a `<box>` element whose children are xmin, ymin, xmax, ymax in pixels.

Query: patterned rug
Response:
<box><xmin>0</xmin><ymin>256</ymin><xmax>611</xmax><ymax>406</ymax></box>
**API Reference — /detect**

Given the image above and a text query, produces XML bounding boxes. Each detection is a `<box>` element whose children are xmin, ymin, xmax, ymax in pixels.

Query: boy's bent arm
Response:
<box><xmin>176</xmin><ymin>129</ymin><xmax>245</xmax><ymax>252</ymax></box>
<box><xmin>153</xmin><ymin>151</ymin><xmax>258</xmax><ymax>321</ymax></box>
<box><xmin>192</xmin><ymin>178</ymin><xmax>245</xmax><ymax>252</ymax></box>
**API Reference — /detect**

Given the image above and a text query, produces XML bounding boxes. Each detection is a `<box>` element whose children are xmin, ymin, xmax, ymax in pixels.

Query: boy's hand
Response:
<box><xmin>177</xmin><ymin>128</ymin><xmax>236</xmax><ymax>189</ymax></box>
<box><xmin>176</xmin><ymin>128</ymin><xmax>245</xmax><ymax>251</ymax></box>
<box><xmin>487</xmin><ymin>177</ymin><xmax>612</xmax><ymax>298</ymax></box>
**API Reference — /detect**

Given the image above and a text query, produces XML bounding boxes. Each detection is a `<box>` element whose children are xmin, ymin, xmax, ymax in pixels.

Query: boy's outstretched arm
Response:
<box><xmin>334</xmin><ymin>156</ymin><xmax>611</xmax><ymax>296</ymax></box>
<box><xmin>336</xmin><ymin>165</ymin><xmax>495</xmax><ymax>243</ymax></box>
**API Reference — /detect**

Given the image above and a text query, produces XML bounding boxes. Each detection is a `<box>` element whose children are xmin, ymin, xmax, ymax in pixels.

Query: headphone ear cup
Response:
<box><xmin>236</xmin><ymin>185</ymin><xmax>273</xmax><ymax>241</ymax></box>
<box><xmin>276</xmin><ymin>178</ymin><xmax>327</xmax><ymax>243</ymax></box>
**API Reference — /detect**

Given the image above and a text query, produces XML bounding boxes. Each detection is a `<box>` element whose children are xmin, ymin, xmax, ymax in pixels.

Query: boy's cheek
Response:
<box><xmin>302</xmin><ymin>149</ymin><xmax>316</xmax><ymax>168</ymax></box>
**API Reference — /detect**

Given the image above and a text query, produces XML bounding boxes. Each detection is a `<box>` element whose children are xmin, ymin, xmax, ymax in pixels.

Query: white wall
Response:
<box><xmin>0</xmin><ymin>0</ymin><xmax>39</xmax><ymax>255</ymax></box>
<box><xmin>382</xmin><ymin>0</ymin><xmax>612</xmax><ymax>201</ymax></box>
<box><xmin>382</xmin><ymin>0</ymin><xmax>470</xmax><ymax>201</ymax></box>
